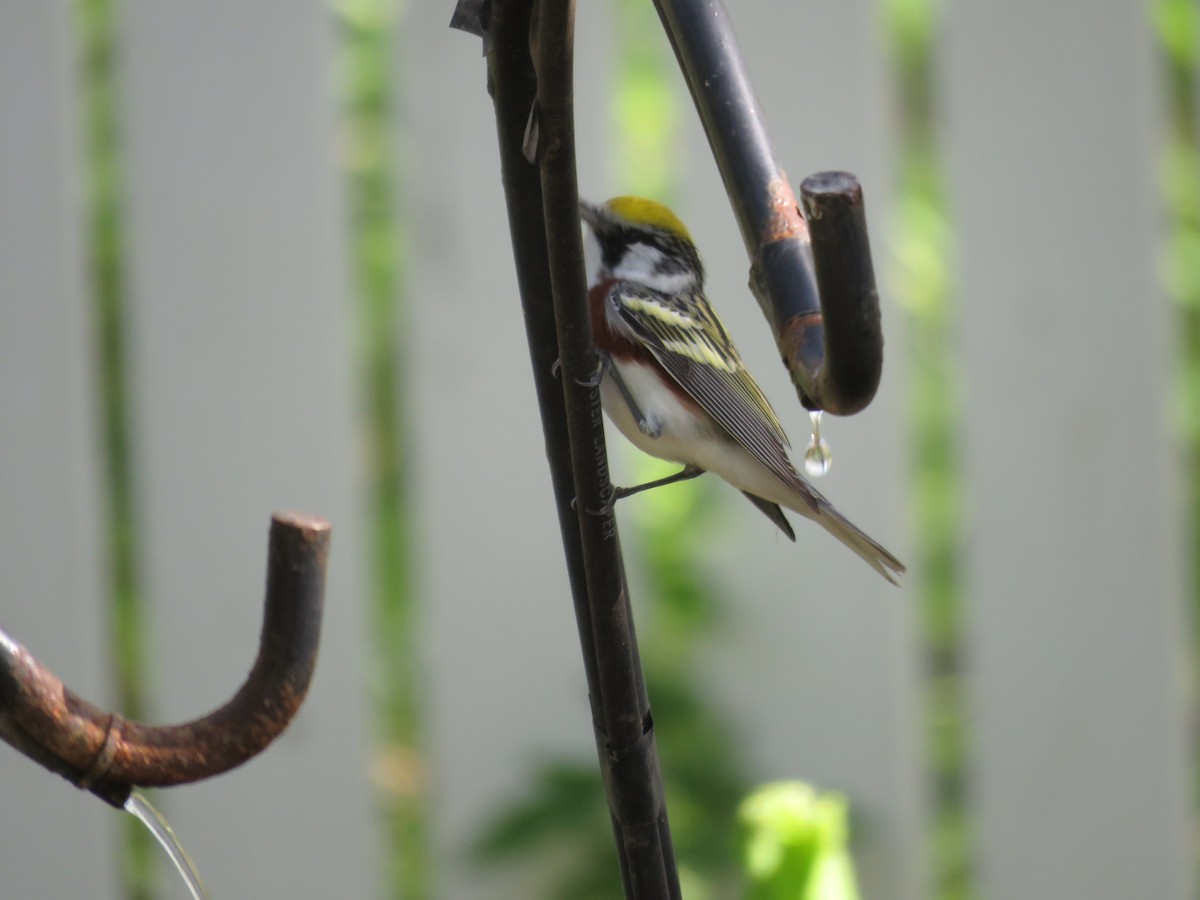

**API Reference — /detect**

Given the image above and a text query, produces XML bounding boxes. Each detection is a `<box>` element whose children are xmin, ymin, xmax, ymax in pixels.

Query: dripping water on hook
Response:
<box><xmin>804</xmin><ymin>410</ymin><xmax>832</xmax><ymax>478</ymax></box>
<box><xmin>125</xmin><ymin>790</ymin><xmax>210</xmax><ymax>900</ymax></box>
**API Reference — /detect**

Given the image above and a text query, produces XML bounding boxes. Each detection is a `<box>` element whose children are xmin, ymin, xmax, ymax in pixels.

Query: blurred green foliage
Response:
<box><xmin>611</xmin><ymin>0</ymin><xmax>681</xmax><ymax>197</ymax></box>
<box><xmin>739</xmin><ymin>782</ymin><xmax>860</xmax><ymax>900</ymax></box>
<box><xmin>336</xmin><ymin>1</ymin><xmax>428</xmax><ymax>897</ymax></box>
<box><xmin>1153</xmin><ymin>0</ymin><xmax>1200</xmax><ymax>604</ymax></box>
<box><xmin>879</xmin><ymin>0</ymin><xmax>969</xmax><ymax>897</ymax></box>
<box><xmin>1153</xmin><ymin>2</ymin><xmax>1200</xmax><ymax>868</ymax></box>
<box><xmin>472</xmin><ymin>456</ymin><xmax>753</xmax><ymax>899</ymax></box>
<box><xmin>76</xmin><ymin>0</ymin><xmax>158</xmax><ymax>896</ymax></box>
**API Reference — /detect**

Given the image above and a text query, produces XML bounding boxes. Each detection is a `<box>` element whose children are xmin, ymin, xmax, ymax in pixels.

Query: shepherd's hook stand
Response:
<box><xmin>452</xmin><ymin>0</ymin><xmax>889</xmax><ymax>897</ymax></box>
<box><xmin>0</xmin><ymin>511</ymin><xmax>329</xmax><ymax>808</ymax></box>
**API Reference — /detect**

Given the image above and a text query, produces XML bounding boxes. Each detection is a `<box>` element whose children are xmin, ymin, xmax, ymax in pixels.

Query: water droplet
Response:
<box><xmin>804</xmin><ymin>410</ymin><xmax>832</xmax><ymax>478</ymax></box>
<box><xmin>126</xmin><ymin>790</ymin><xmax>210</xmax><ymax>899</ymax></box>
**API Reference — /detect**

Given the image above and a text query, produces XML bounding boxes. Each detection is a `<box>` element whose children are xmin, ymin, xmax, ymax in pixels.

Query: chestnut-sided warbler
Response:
<box><xmin>581</xmin><ymin>196</ymin><xmax>905</xmax><ymax>584</ymax></box>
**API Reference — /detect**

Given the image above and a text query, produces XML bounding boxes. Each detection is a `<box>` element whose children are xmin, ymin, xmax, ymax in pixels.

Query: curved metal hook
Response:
<box><xmin>652</xmin><ymin>0</ymin><xmax>884</xmax><ymax>415</ymax></box>
<box><xmin>753</xmin><ymin>172</ymin><xmax>883</xmax><ymax>414</ymax></box>
<box><xmin>0</xmin><ymin>511</ymin><xmax>329</xmax><ymax>808</ymax></box>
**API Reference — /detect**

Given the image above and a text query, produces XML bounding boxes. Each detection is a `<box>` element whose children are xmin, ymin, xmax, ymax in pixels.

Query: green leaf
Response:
<box><xmin>738</xmin><ymin>782</ymin><xmax>860</xmax><ymax>900</ymax></box>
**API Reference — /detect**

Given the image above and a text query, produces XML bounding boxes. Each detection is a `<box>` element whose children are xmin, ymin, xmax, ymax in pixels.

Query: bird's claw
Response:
<box><xmin>553</xmin><ymin>355</ymin><xmax>606</xmax><ymax>388</ymax></box>
<box><xmin>570</xmin><ymin>491</ymin><xmax>617</xmax><ymax>517</ymax></box>
<box><xmin>576</xmin><ymin>354</ymin><xmax>607</xmax><ymax>389</ymax></box>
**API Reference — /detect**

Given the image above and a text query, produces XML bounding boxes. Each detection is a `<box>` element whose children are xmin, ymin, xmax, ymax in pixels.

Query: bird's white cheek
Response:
<box><xmin>606</xmin><ymin>243</ymin><xmax>695</xmax><ymax>295</ymax></box>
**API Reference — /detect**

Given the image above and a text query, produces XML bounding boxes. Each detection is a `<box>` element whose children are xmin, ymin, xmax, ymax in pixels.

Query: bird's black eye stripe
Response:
<box><xmin>599</xmin><ymin>235</ymin><xmax>629</xmax><ymax>272</ymax></box>
<box><xmin>598</xmin><ymin>223</ymin><xmax>704</xmax><ymax>284</ymax></box>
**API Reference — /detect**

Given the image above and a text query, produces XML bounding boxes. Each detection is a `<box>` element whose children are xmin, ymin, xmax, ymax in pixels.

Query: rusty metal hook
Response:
<box><xmin>755</xmin><ymin>172</ymin><xmax>883</xmax><ymax>415</ymax></box>
<box><xmin>652</xmin><ymin>0</ymin><xmax>884</xmax><ymax>415</ymax></box>
<box><xmin>0</xmin><ymin>511</ymin><xmax>329</xmax><ymax>808</ymax></box>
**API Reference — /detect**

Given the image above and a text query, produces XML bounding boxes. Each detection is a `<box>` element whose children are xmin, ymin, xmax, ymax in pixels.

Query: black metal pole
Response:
<box><xmin>457</xmin><ymin>0</ymin><xmax>891</xmax><ymax>894</ymax></box>
<box><xmin>535</xmin><ymin>0</ymin><xmax>681</xmax><ymax>893</ymax></box>
<box><xmin>481</xmin><ymin>0</ymin><xmax>680</xmax><ymax>895</ymax></box>
<box><xmin>652</xmin><ymin>0</ymin><xmax>885</xmax><ymax>415</ymax></box>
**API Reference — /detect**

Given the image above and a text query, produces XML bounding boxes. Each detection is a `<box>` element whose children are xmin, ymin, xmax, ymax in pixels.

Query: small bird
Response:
<box><xmin>581</xmin><ymin>195</ymin><xmax>905</xmax><ymax>585</ymax></box>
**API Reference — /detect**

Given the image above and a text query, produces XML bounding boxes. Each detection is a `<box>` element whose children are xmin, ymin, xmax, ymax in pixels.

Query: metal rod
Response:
<box><xmin>534</xmin><ymin>0</ymin><xmax>680</xmax><ymax>892</ymax></box>
<box><xmin>477</xmin><ymin>0</ymin><xmax>681</xmax><ymax>893</ymax></box>
<box><xmin>454</xmin><ymin>0</ymin><xmax>887</xmax><ymax>894</ymax></box>
<box><xmin>652</xmin><ymin>0</ymin><xmax>885</xmax><ymax>415</ymax></box>
<box><xmin>797</xmin><ymin>172</ymin><xmax>884</xmax><ymax>413</ymax></box>
<box><xmin>0</xmin><ymin>511</ymin><xmax>329</xmax><ymax>808</ymax></box>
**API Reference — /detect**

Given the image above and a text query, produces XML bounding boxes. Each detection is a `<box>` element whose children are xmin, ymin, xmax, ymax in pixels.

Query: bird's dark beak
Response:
<box><xmin>579</xmin><ymin>199</ymin><xmax>602</xmax><ymax>230</ymax></box>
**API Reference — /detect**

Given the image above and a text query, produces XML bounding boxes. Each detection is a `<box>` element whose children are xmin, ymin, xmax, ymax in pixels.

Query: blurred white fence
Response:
<box><xmin>1</xmin><ymin>1</ymin><xmax>1194</xmax><ymax>899</ymax></box>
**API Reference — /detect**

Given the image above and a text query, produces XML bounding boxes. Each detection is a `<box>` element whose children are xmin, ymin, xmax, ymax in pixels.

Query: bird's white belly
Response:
<box><xmin>600</xmin><ymin>359</ymin><xmax>810</xmax><ymax>515</ymax></box>
<box><xmin>599</xmin><ymin>362</ymin><xmax>713</xmax><ymax>463</ymax></box>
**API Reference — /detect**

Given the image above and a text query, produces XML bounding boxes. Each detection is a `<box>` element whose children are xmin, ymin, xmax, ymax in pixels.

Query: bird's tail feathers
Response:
<box><xmin>742</xmin><ymin>492</ymin><xmax>797</xmax><ymax>542</ymax></box>
<box><xmin>812</xmin><ymin>497</ymin><xmax>906</xmax><ymax>586</ymax></box>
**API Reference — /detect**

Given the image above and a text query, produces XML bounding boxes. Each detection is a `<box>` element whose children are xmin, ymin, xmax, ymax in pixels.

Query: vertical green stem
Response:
<box><xmin>613</xmin><ymin>0</ymin><xmax>681</xmax><ymax>200</ymax></box>
<box><xmin>76</xmin><ymin>0</ymin><xmax>156</xmax><ymax>896</ymax></box>
<box><xmin>881</xmin><ymin>0</ymin><xmax>970</xmax><ymax>897</ymax></box>
<box><xmin>1153</xmin><ymin>0</ymin><xmax>1200</xmax><ymax>628</ymax></box>
<box><xmin>1152</xmin><ymin>7</ymin><xmax>1200</xmax><ymax>878</ymax></box>
<box><xmin>337</xmin><ymin>1</ymin><xmax>425</xmax><ymax>896</ymax></box>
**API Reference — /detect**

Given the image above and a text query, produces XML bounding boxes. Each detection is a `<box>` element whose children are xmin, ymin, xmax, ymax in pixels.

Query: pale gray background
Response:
<box><xmin>1</xmin><ymin>1</ymin><xmax>1193</xmax><ymax>898</ymax></box>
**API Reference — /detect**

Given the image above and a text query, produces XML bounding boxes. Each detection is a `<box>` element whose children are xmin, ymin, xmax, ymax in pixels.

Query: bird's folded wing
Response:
<box><xmin>605</xmin><ymin>282</ymin><xmax>818</xmax><ymax>512</ymax></box>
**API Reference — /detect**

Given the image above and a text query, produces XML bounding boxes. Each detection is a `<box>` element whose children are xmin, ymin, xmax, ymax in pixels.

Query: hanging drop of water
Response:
<box><xmin>125</xmin><ymin>790</ymin><xmax>211</xmax><ymax>900</ymax></box>
<box><xmin>804</xmin><ymin>410</ymin><xmax>832</xmax><ymax>478</ymax></box>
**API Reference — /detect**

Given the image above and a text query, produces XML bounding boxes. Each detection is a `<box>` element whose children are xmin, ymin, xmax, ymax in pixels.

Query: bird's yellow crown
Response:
<box><xmin>605</xmin><ymin>196</ymin><xmax>693</xmax><ymax>242</ymax></box>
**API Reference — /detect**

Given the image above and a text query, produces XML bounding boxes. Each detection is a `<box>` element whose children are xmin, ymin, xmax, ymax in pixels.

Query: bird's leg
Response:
<box><xmin>562</xmin><ymin>353</ymin><xmax>662</xmax><ymax>439</ymax></box>
<box><xmin>602</xmin><ymin>358</ymin><xmax>662</xmax><ymax>439</ymax></box>
<box><xmin>610</xmin><ymin>465</ymin><xmax>705</xmax><ymax>502</ymax></box>
<box><xmin>572</xmin><ymin>466</ymin><xmax>705</xmax><ymax>517</ymax></box>
<box><xmin>565</xmin><ymin>351</ymin><xmax>697</xmax><ymax>514</ymax></box>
